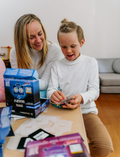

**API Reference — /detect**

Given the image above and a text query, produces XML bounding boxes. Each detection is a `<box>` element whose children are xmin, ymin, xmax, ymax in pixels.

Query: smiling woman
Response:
<box><xmin>26</xmin><ymin>20</ymin><xmax>44</xmax><ymax>51</ymax></box>
<box><xmin>10</xmin><ymin>14</ymin><xmax>63</xmax><ymax>91</ymax></box>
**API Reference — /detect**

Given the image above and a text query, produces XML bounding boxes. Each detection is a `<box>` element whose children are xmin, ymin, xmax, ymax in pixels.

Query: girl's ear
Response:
<box><xmin>80</xmin><ymin>39</ymin><xmax>85</xmax><ymax>47</ymax></box>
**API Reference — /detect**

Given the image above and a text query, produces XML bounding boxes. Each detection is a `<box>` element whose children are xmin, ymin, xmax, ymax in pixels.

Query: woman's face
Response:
<box><xmin>26</xmin><ymin>20</ymin><xmax>44</xmax><ymax>51</ymax></box>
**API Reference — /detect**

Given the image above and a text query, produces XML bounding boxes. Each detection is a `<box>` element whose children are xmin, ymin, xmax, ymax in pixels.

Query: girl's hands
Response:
<box><xmin>50</xmin><ymin>92</ymin><xmax>83</xmax><ymax>110</ymax></box>
<box><xmin>50</xmin><ymin>90</ymin><xmax>66</xmax><ymax>104</ymax></box>
<box><xmin>62</xmin><ymin>94</ymin><xmax>83</xmax><ymax>109</ymax></box>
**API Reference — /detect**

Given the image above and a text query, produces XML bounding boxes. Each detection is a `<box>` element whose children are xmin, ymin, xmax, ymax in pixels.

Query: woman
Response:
<box><xmin>10</xmin><ymin>14</ymin><xmax>63</xmax><ymax>90</ymax></box>
<box><xmin>0</xmin><ymin>58</ymin><xmax>6</xmax><ymax>102</ymax></box>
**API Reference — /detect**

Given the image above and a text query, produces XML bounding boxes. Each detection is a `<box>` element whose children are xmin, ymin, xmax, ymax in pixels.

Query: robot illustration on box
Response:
<box><xmin>13</xmin><ymin>83</ymin><xmax>24</xmax><ymax>97</ymax></box>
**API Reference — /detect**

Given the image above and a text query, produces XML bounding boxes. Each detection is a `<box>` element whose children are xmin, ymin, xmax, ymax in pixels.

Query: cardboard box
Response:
<box><xmin>12</xmin><ymin>98</ymin><xmax>49</xmax><ymax>118</ymax></box>
<box><xmin>4</xmin><ymin>68</ymin><xmax>49</xmax><ymax>118</ymax></box>
<box><xmin>25</xmin><ymin>133</ymin><xmax>90</xmax><ymax>157</ymax></box>
<box><xmin>4</xmin><ymin>68</ymin><xmax>40</xmax><ymax>105</ymax></box>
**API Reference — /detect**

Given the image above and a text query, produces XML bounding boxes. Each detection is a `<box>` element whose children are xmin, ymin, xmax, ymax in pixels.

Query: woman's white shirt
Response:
<box><xmin>10</xmin><ymin>42</ymin><xmax>63</xmax><ymax>90</ymax></box>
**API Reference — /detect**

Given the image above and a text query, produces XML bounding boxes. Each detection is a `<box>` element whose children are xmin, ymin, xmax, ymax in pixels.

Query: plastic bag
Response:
<box><xmin>0</xmin><ymin>106</ymin><xmax>12</xmax><ymax>144</ymax></box>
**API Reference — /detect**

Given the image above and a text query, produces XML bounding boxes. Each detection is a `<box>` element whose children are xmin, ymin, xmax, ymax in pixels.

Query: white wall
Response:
<box><xmin>0</xmin><ymin>0</ymin><xmax>120</xmax><ymax>58</ymax></box>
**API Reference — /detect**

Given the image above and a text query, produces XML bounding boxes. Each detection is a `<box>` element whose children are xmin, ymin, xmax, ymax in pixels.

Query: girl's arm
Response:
<box><xmin>79</xmin><ymin>58</ymin><xmax>99</xmax><ymax>105</ymax></box>
<box><xmin>47</xmin><ymin>62</ymin><xmax>61</xmax><ymax>99</ymax></box>
<box><xmin>62</xmin><ymin>58</ymin><xmax>99</xmax><ymax>109</ymax></box>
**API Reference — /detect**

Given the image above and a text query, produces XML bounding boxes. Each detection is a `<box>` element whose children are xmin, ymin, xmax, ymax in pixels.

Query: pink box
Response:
<box><xmin>25</xmin><ymin>133</ymin><xmax>90</xmax><ymax>157</ymax></box>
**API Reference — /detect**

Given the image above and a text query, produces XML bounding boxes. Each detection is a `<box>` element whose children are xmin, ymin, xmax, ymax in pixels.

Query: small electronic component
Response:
<box><xmin>50</xmin><ymin>98</ymin><xmax>74</xmax><ymax>108</ymax></box>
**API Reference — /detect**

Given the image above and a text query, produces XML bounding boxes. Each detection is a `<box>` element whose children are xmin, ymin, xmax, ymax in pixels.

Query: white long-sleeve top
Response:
<box><xmin>47</xmin><ymin>54</ymin><xmax>99</xmax><ymax>114</ymax></box>
<box><xmin>10</xmin><ymin>42</ymin><xmax>63</xmax><ymax>90</ymax></box>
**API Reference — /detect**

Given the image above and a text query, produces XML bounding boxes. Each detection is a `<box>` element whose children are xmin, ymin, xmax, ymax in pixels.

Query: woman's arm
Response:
<box><xmin>39</xmin><ymin>44</ymin><xmax>63</xmax><ymax>90</ymax></box>
<box><xmin>10</xmin><ymin>47</ymin><xmax>18</xmax><ymax>68</ymax></box>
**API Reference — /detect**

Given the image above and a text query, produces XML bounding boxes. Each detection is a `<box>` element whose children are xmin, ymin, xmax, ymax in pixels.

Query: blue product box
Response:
<box><xmin>0</xmin><ymin>106</ymin><xmax>12</xmax><ymax>144</ymax></box>
<box><xmin>0</xmin><ymin>106</ymin><xmax>12</xmax><ymax>157</ymax></box>
<box><xmin>12</xmin><ymin>98</ymin><xmax>50</xmax><ymax>118</ymax></box>
<box><xmin>40</xmin><ymin>90</ymin><xmax>47</xmax><ymax>98</ymax></box>
<box><xmin>3</xmin><ymin>68</ymin><xmax>49</xmax><ymax>118</ymax></box>
<box><xmin>4</xmin><ymin>68</ymin><xmax>40</xmax><ymax>106</ymax></box>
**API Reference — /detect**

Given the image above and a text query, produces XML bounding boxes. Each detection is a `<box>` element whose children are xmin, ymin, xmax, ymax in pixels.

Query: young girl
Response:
<box><xmin>10</xmin><ymin>14</ymin><xmax>63</xmax><ymax>91</ymax></box>
<box><xmin>47</xmin><ymin>19</ymin><xmax>114</xmax><ymax>157</ymax></box>
<box><xmin>0</xmin><ymin>58</ymin><xmax>6</xmax><ymax>102</ymax></box>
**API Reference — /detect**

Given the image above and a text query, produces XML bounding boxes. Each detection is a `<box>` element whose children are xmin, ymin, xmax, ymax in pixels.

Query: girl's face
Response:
<box><xmin>59</xmin><ymin>31</ymin><xmax>83</xmax><ymax>61</ymax></box>
<box><xmin>26</xmin><ymin>20</ymin><xmax>44</xmax><ymax>51</ymax></box>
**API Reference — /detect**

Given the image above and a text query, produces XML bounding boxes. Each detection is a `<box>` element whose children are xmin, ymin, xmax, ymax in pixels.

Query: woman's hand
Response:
<box><xmin>50</xmin><ymin>90</ymin><xmax>66</xmax><ymax>104</ymax></box>
<box><xmin>62</xmin><ymin>94</ymin><xmax>83</xmax><ymax>109</ymax></box>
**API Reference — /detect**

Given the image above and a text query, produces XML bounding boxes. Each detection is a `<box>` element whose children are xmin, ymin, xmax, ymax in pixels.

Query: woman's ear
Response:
<box><xmin>80</xmin><ymin>39</ymin><xmax>85</xmax><ymax>47</ymax></box>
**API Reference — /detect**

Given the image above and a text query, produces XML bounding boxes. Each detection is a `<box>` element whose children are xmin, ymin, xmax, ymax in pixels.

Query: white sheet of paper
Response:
<box><xmin>7</xmin><ymin>133</ymin><xmax>22</xmax><ymax>150</ymax></box>
<box><xmin>43</xmin><ymin>108</ymin><xmax>48</xmax><ymax>113</ymax></box>
<box><xmin>7</xmin><ymin>114</ymin><xmax>73</xmax><ymax>151</ymax></box>
<box><xmin>11</xmin><ymin>114</ymin><xmax>26</xmax><ymax>120</ymax></box>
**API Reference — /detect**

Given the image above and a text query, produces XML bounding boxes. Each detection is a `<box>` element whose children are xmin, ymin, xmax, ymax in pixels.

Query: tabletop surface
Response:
<box><xmin>0</xmin><ymin>102</ymin><xmax>89</xmax><ymax>157</ymax></box>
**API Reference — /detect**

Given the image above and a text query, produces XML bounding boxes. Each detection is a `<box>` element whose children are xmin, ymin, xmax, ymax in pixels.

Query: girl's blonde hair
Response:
<box><xmin>14</xmin><ymin>14</ymin><xmax>48</xmax><ymax>69</ymax></box>
<box><xmin>57</xmin><ymin>18</ymin><xmax>84</xmax><ymax>44</ymax></box>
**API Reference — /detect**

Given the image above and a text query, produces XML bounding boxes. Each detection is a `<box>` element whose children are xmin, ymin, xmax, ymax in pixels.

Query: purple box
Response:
<box><xmin>25</xmin><ymin>133</ymin><xmax>90</xmax><ymax>157</ymax></box>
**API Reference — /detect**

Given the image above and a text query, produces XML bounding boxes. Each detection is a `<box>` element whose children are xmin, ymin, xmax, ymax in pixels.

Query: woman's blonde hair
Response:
<box><xmin>14</xmin><ymin>14</ymin><xmax>48</xmax><ymax>69</ymax></box>
<box><xmin>57</xmin><ymin>18</ymin><xmax>84</xmax><ymax>44</ymax></box>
